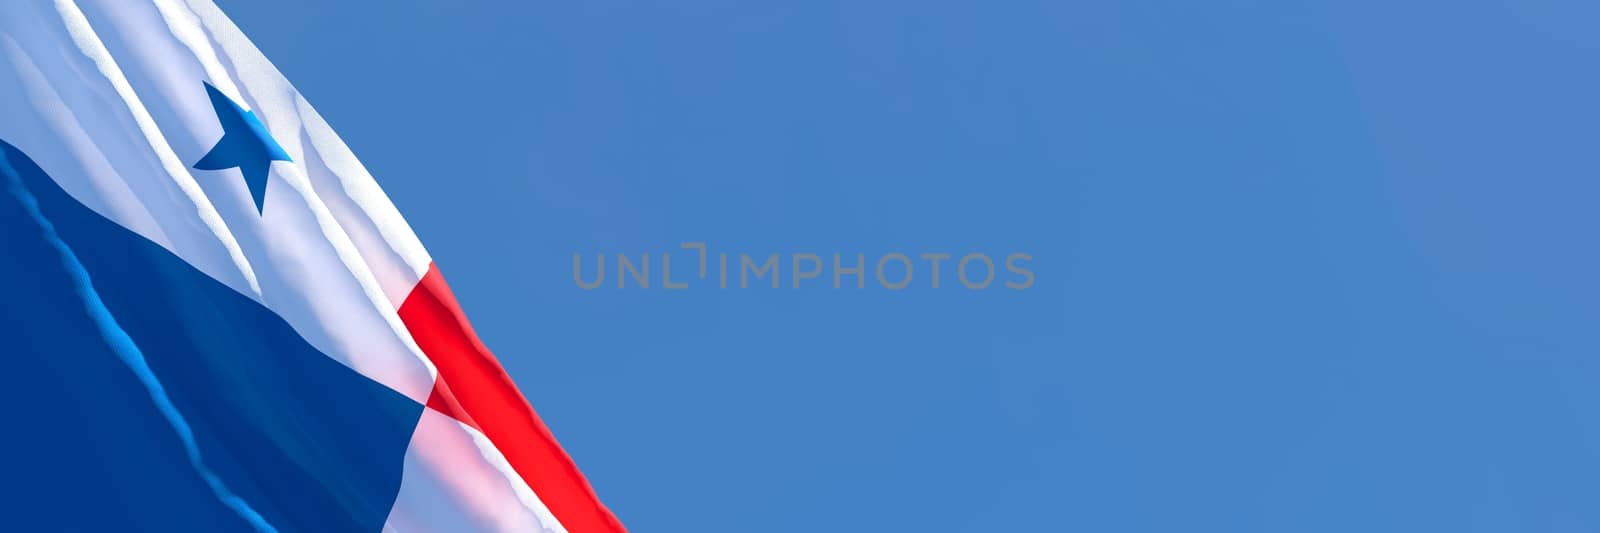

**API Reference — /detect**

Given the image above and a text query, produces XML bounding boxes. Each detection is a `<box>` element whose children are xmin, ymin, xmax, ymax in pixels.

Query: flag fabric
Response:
<box><xmin>0</xmin><ymin>1</ymin><xmax>625</xmax><ymax>531</ymax></box>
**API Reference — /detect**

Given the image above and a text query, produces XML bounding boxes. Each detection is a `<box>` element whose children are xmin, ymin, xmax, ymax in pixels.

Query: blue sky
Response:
<box><xmin>218</xmin><ymin>1</ymin><xmax>1600</xmax><ymax>531</ymax></box>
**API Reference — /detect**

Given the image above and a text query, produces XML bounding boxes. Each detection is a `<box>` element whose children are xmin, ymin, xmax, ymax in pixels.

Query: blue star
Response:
<box><xmin>193</xmin><ymin>82</ymin><xmax>291</xmax><ymax>213</ymax></box>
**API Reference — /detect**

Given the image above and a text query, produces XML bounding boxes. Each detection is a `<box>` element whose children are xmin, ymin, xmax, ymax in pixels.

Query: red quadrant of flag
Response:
<box><xmin>400</xmin><ymin>263</ymin><xmax>627</xmax><ymax>533</ymax></box>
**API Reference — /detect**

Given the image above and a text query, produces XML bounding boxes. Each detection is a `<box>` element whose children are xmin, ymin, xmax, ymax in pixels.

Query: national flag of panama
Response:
<box><xmin>0</xmin><ymin>2</ymin><xmax>624</xmax><ymax>531</ymax></box>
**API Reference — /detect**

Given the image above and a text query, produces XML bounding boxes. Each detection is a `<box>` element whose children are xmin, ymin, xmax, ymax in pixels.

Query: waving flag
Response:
<box><xmin>0</xmin><ymin>2</ymin><xmax>624</xmax><ymax>531</ymax></box>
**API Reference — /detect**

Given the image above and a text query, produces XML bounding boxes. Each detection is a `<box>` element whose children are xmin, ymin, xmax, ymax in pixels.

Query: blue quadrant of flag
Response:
<box><xmin>0</xmin><ymin>140</ymin><xmax>419</xmax><ymax>532</ymax></box>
